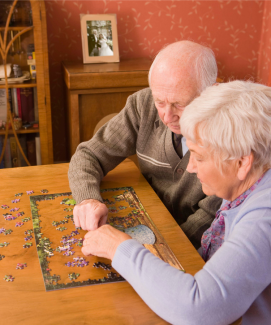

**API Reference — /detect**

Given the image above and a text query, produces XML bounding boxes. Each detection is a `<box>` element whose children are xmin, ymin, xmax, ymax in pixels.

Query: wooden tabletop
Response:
<box><xmin>0</xmin><ymin>160</ymin><xmax>240</xmax><ymax>325</ymax></box>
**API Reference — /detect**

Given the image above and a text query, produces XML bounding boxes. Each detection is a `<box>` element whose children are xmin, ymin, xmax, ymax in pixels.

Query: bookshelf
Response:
<box><xmin>0</xmin><ymin>0</ymin><xmax>53</xmax><ymax>167</ymax></box>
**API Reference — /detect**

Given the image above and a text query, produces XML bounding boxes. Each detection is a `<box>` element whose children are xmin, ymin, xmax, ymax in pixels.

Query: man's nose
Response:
<box><xmin>163</xmin><ymin>105</ymin><xmax>175</xmax><ymax>124</ymax></box>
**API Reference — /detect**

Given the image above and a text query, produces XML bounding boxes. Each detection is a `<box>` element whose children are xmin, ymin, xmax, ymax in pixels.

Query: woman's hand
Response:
<box><xmin>82</xmin><ymin>225</ymin><xmax>131</xmax><ymax>260</ymax></box>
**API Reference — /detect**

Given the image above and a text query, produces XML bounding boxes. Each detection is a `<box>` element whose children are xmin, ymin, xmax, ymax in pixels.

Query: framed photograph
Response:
<box><xmin>80</xmin><ymin>14</ymin><xmax>119</xmax><ymax>64</ymax></box>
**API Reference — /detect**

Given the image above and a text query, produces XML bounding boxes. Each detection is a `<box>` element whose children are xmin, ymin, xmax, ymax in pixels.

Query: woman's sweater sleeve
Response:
<box><xmin>112</xmin><ymin>206</ymin><xmax>271</xmax><ymax>325</ymax></box>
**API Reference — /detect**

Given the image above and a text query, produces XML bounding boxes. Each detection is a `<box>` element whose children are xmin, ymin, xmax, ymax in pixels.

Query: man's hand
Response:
<box><xmin>73</xmin><ymin>199</ymin><xmax>108</xmax><ymax>231</ymax></box>
<box><xmin>82</xmin><ymin>225</ymin><xmax>131</xmax><ymax>260</ymax></box>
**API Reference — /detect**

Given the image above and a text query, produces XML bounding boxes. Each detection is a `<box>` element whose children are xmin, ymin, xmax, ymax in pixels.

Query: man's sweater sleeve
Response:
<box><xmin>113</xmin><ymin>207</ymin><xmax>271</xmax><ymax>325</ymax></box>
<box><xmin>68</xmin><ymin>92</ymin><xmax>142</xmax><ymax>204</ymax></box>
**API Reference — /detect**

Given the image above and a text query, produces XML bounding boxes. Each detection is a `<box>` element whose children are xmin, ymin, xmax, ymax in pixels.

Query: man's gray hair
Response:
<box><xmin>148</xmin><ymin>41</ymin><xmax>217</xmax><ymax>93</ymax></box>
<box><xmin>180</xmin><ymin>80</ymin><xmax>271</xmax><ymax>172</ymax></box>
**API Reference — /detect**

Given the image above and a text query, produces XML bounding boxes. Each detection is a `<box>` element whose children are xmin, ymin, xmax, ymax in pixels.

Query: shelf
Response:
<box><xmin>0</xmin><ymin>127</ymin><xmax>39</xmax><ymax>135</ymax></box>
<box><xmin>0</xmin><ymin>80</ymin><xmax>37</xmax><ymax>89</ymax></box>
<box><xmin>0</xmin><ymin>0</ymin><xmax>54</xmax><ymax>166</ymax></box>
<box><xmin>0</xmin><ymin>26</ymin><xmax>33</xmax><ymax>31</ymax></box>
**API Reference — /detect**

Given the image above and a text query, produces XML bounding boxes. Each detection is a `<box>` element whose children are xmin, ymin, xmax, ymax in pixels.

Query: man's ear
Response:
<box><xmin>237</xmin><ymin>153</ymin><xmax>254</xmax><ymax>181</ymax></box>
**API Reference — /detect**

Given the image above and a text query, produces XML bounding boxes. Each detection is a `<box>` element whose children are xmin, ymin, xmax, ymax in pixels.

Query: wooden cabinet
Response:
<box><xmin>0</xmin><ymin>0</ymin><xmax>53</xmax><ymax>167</ymax></box>
<box><xmin>62</xmin><ymin>59</ymin><xmax>151</xmax><ymax>158</ymax></box>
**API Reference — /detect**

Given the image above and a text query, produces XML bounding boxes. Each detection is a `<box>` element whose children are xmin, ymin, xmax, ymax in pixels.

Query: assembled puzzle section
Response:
<box><xmin>30</xmin><ymin>187</ymin><xmax>183</xmax><ymax>291</ymax></box>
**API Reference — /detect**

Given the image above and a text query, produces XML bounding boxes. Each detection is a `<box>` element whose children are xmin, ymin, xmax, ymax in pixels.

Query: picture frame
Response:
<box><xmin>80</xmin><ymin>14</ymin><xmax>119</xmax><ymax>64</ymax></box>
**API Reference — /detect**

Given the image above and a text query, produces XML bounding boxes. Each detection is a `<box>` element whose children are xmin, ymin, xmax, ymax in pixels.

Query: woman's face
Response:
<box><xmin>99</xmin><ymin>34</ymin><xmax>103</xmax><ymax>39</ymax></box>
<box><xmin>186</xmin><ymin>139</ymin><xmax>242</xmax><ymax>201</ymax></box>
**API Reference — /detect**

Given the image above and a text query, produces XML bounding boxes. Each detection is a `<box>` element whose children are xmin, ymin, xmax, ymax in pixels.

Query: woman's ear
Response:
<box><xmin>237</xmin><ymin>153</ymin><xmax>254</xmax><ymax>181</ymax></box>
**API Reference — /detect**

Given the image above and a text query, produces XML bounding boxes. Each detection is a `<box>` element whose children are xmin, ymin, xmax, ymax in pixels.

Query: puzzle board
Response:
<box><xmin>30</xmin><ymin>187</ymin><xmax>183</xmax><ymax>291</ymax></box>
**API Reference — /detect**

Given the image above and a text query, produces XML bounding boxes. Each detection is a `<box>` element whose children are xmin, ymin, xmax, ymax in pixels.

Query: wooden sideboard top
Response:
<box><xmin>62</xmin><ymin>58</ymin><xmax>152</xmax><ymax>90</ymax></box>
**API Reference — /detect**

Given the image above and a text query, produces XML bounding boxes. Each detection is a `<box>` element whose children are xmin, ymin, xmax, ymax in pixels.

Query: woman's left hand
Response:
<box><xmin>82</xmin><ymin>224</ymin><xmax>131</xmax><ymax>260</ymax></box>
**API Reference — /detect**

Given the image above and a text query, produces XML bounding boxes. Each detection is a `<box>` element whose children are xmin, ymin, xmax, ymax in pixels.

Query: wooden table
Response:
<box><xmin>62</xmin><ymin>59</ymin><xmax>152</xmax><ymax>158</ymax></box>
<box><xmin>0</xmin><ymin>160</ymin><xmax>241</xmax><ymax>325</ymax></box>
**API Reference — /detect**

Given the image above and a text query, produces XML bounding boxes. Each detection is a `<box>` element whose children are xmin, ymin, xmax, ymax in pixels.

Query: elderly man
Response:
<box><xmin>68</xmin><ymin>40</ymin><xmax>222</xmax><ymax>248</ymax></box>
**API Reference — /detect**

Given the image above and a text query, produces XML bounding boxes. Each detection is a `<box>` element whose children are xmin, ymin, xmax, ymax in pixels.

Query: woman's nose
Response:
<box><xmin>187</xmin><ymin>156</ymin><xmax>197</xmax><ymax>174</ymax></box>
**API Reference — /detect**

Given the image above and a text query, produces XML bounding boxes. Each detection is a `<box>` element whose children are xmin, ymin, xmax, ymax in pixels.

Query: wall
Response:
<box><xmin>257</xmin><ymin>0</ymin><xmax>271</xmax><ymax>85</ymax></box>
<box><xmin>45</xmin><ymin>0</ymin><xmax>265</xmax><ymax>162</ymax></box>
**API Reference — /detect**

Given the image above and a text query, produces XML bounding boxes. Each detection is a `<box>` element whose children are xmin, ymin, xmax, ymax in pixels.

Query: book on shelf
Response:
<box><xmin>17</xmin><ymin>88</ymin><xmax>22</xmax><ymax>118</ymax></box>
<box><xmin>33</xmin><ymin>87</ymin><xmax>39</xmax><ymax>121</ymax></box>
<box><xmin>35</xmin><ymin>136</ymin><xmax>41</xmax><ymax>165</ymax></box>
<box><xmin>11</xmin><ymin>88</ymin><xmax>19</xmax><ymax>117</ymax></box>
<box><xmin>20</xmin><ymin>88</ymin><xmax>34</xmax><ymax>124</ymax></box>
<box><xmin>4</xmin><ymin>137</ymin><xmax>12</xmax><ymax>168</ymax></box>
<box><xmin>0</xmin><ymin>89</ymin><xmax>7</xmax><ymax>124</ymax></box>
<box><xmin>26</xmin><ymin>138</ymin><xmax>36</xmax><ymax>166</ymax></box>
<box><xmin>0</xmin><ymin>136</ymin><xmax>4</xmax><ymax>169</ymax></box>
<box><xmin>8</xmin><ymin>89</ymin><xmax>12</xmax><ymax>114</ymax></box>
<box><xmin>10</xmin><ymin>136</ymin><xmax>19</xmax><ymax>167</ymax></box>
<box><xmin>17</xmin><ymin>135</ymin><xmax>27</xmax><ymax>167</ymax></box>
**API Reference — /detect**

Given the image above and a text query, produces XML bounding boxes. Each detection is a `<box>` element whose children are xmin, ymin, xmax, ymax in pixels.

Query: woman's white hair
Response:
<box><xmin>148</xmin><ymin>41</ymin><xmax>217</xmax><ymax>93</ymax></box>
<box><xmin>180</xmin><ymin>80</ymin><xmax>271</xmax><ymax>172</ymax></box>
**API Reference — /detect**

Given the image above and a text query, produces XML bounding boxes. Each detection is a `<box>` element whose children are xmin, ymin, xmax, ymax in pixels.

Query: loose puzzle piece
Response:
<box><xmin>15</xmin><ymin>222</ymin><xmax>24</xmax><ymax>227</ymax></box>
<box><xmin>15</xmin><ymin>193</ymin><xmax>23</xmax><ymax>197</ymax></box>
<box><xmin>21</xmin><ymin>217</ymin><xmax>31</xmax><ymax>222</ymax></box>
<box><xmin>41</xmin><ymin>189</ymin><xmax>48</xmax><ymax>193</ymax></box>
<box><xmin>23</xmin><ymin>242</ymin><xmax>33</xmax><ymax>248</ymax></box>
<box><xmin>93</xmin><ymin>262</ymin><xmax>112</xmax><ymax>270</ymax></box>
<box><xmin>0</xmin><ymin>254</ymin><xmax>5</xmax><ymax>260</ymax></box>
<box><xmin>4</xmin><ymin>275</ymin><xmax>14</xmax><ymax>282</ymax></box>
<box><xmin>24</xmin><ymin>236</ymin><xmax>33</xmax><ymax>241</ymax></box>
<box><xmin>25</xmin><ymin>229</ymin><xmax>33</xmax><ymax>235</ymax></box>
<box><xmin>0</xmin><ymin>242</ymin><xmax>9</xmax><ymax>247</ymax></box>
<box><xmin>10</xmin><ymin>207</ymin><xmax>19</xmax><ymax>212</ymax></box>
<box><xmin>3</xmin><ymin>215</ymin><xmax>17</xmax><ymax>221</ymax></box>
<box><xmin>65</xmin><ymin>257</ymin><xmax>89</xmax><ymax>267</ymax></box>
<box><xmin>26</xmin><ymin>191</ymin><xmax>34</xmax><ymax>195</ymax></box>
<box><xmin>60</xmin><ymin>198</ymin><xmax>76</xmax><ymax>206</ymax></box>
<box><xmin>12</xmin><ymin>199</ymin><xmax>20</xmax><ymax>203</ymax></box>
<box><xmin>56</xmin><ymin>227</ymin><xmax>67</xmax><ymax>232</ymax></box>
<box><xmin>68</xmin><ymin>272</ymin><xmax>80</xmax><ymax>281</ymax></box>
<box><xmin>16</xmin><ymin>212</ymin><xmax>25</xmax><ymax>217</ymax></box>
<box><xmin>1</xmin><ymin>205</ymin><xmax>9</xmax><ymax>209</ymax></box>
<box><xmin>0</xmin><ymin>229</ymin><xmax>13</xmax><ymax>235</ymax></box>
<box><xmin>16</xmin><ymin>263</ymin><xmax>27</xmax><ymax>270</ymax></box>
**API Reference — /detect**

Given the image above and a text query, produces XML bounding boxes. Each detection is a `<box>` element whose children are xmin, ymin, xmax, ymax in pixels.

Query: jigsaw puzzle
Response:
<box><xmin>30</xmin><ymin>187</ymin><xmax>183</xmax><ymax>291</ymax></box>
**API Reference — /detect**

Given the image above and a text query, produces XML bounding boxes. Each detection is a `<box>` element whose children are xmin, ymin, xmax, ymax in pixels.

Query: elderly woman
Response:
<box><xmin>81</xmin><ymin>80</ymin><xmax>271</xmax><ymax>325</ymax></box>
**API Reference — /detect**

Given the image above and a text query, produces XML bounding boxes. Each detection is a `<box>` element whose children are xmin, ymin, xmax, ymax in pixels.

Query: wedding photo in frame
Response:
<box><xmin>80</xmin><ymin>14</ymin><xmax>119</xmax><ymax>64</ymax></box>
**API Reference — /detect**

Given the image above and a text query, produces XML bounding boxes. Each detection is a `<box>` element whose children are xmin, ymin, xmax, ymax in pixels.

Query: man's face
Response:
<box><xmin>151</xmin><ymin>67</ymin><xmax>198</xmax><ymax>135</ymax></box>
<box><xmin>93</xmin><ymin>30</ymin><xmax>97</xmax><ymax>36</ymax></box>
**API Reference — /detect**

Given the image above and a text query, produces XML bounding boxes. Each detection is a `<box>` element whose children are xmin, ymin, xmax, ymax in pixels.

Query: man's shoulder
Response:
<box><xmin>131</xmin><ymin>87</ymin><xmax>153</xmax><ymax>104</ymax></box>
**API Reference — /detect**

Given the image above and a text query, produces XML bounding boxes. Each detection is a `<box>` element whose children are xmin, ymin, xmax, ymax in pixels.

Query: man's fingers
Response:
<box><xmin>98</xmin><ymin>214</ymin><xmax>108</xmax><ymax>227</ymax></box>
<box><xmin>84</xmin><ymin>230</ymin><xmax>93</xmax><ymax>240</ymax></box>
<box><xmin>81</xmin><ymin>245</ymin><xmax>93</xmax><ymax>256</ymax></box>
<box><xmin>73</xmin><ymin>199</ymin><xmax>108</xmax><ymax>231</ymax></box>
<box><xmin>73</xmin><ymin>206</ymin><xmax>80</xmax><ymax>228</ymax></box>
<box><xmin>86</xmin><ymin>216</ymin><xmax>99</xmax><ymax>231</ymax></box>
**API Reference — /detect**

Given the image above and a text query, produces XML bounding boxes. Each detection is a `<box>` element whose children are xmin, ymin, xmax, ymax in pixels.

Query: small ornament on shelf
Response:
<box><xmin>13</xmin><ymin>117</ymin><xmax>22</xmax><ymax>131</ymax></box>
